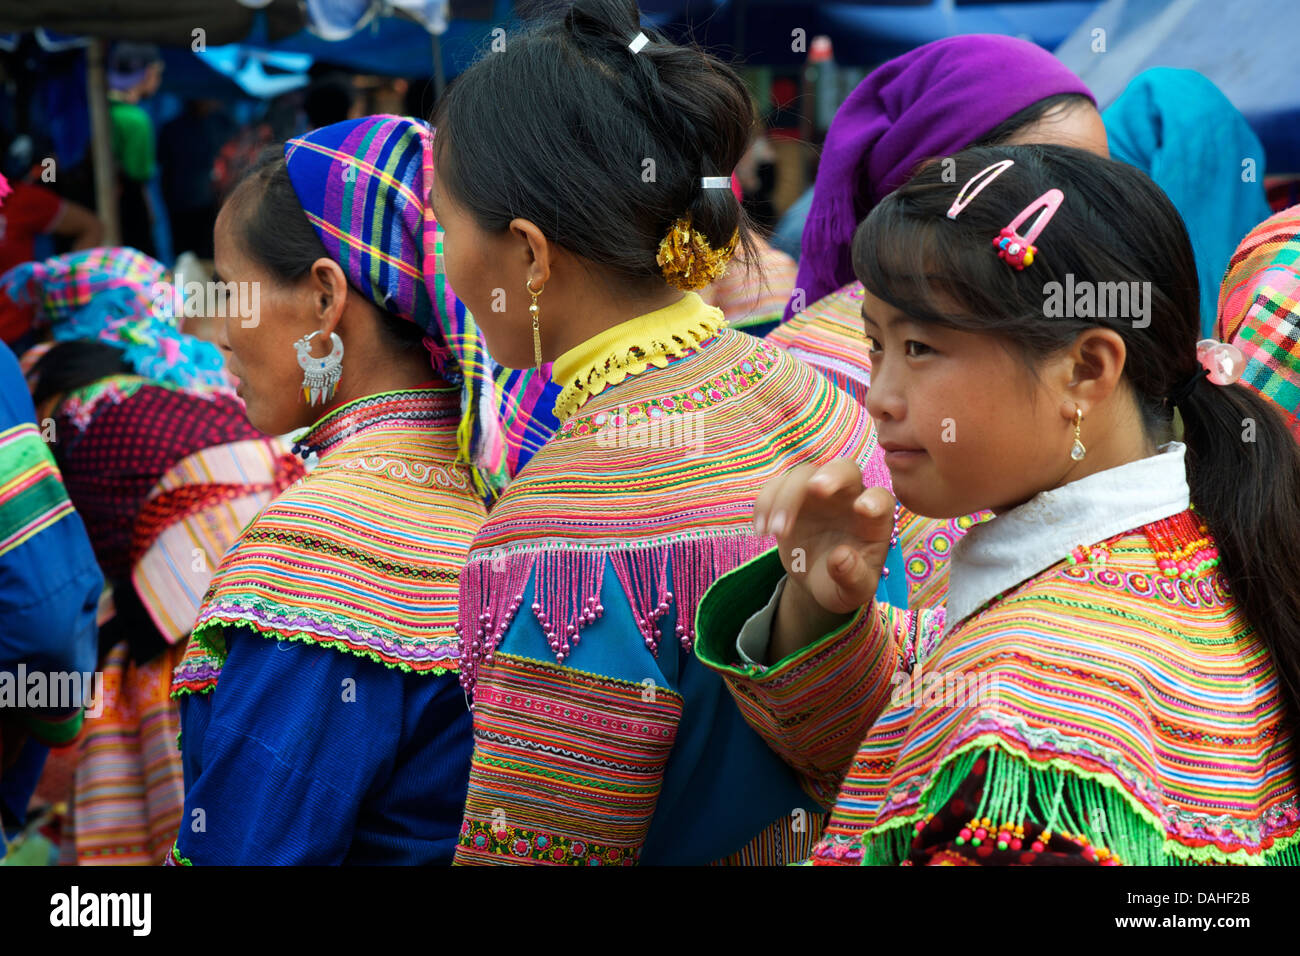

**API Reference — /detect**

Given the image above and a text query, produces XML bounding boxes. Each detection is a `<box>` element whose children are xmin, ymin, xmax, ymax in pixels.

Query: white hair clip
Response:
<box><xmin>701</xmin><ymin>177</ymin><xmax>732</xmax><ymax>189</ymax></box>
<box><xmin>628</xmin><ymin>32</ymin><xmax>649</xmax><ymax>54</ymax></box>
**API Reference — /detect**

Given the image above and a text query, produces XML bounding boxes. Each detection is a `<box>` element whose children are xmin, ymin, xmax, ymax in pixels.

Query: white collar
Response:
<box><xmin>943</xmin><ymin>442</ymin><xmax>1189</xmax><ymax>634</ymax></box>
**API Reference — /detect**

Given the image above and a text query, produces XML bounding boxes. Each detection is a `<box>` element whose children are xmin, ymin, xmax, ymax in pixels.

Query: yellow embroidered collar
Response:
<box><xmin>551</xmin><ymin>292</ymin><xmax>726</xmax><ymax>421</ymax></box>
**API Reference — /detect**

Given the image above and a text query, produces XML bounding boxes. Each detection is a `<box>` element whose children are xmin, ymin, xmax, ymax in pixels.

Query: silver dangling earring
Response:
<box><xmin>1070</xmin><ymin>406</ymin><xmax>1086</xmax><ymax>461</ymax></box>
<box><xmin>295</xmin><ymin>331</ymin><xmax>344</xmax><ymax>406</ymax></box>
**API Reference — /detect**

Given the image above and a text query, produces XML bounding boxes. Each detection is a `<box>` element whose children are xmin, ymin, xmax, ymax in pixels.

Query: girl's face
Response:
<box><xmin>429</xmin><ymin>172</ymin><xmax>535</xmax><ymax>369</ymax></box>
<box><xmin>862</xmin><ymin>286</ymin><xmax>1077</xmax><ymax>519</ymax></box>
<box><xmin>213</xmin><ymin>203</ymin><xmax>322</xmax><ymax>437</ymax></box>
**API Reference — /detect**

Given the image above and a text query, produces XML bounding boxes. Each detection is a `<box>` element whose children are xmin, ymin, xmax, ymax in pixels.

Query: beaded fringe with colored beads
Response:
<box><xmin>1143</xmin><ymin>509</ymin><xmax>1220</xmax><ymax>580</ymax></box>
<box><xmin>457</xmin><ymin>532</ymin><xmax>771</xmax><ymax>699</ymax></box>
<box><xmin>857</xmin><ymin>744</ymin><xmax>1300</xmax><ymax>866</ymax></box>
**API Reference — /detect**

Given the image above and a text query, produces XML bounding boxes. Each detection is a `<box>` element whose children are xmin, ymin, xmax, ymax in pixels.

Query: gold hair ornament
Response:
<box><xmin>655</xmin><ymin>216</ymin><xmax>739</xmax><ymax>292</ymax></box>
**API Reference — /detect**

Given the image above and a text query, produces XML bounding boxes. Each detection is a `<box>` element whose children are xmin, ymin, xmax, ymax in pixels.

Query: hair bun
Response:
<box><xmin>564</xmin><ymin>0</ymin><xmax>641</xmax><ymax>40</ymax></box>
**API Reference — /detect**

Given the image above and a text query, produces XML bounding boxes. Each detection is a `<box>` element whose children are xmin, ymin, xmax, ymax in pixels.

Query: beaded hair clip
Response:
<box><xmin>946</xmin><ymin>159</ymin><xmax>1064</xmax><ymax>270</ymax></box>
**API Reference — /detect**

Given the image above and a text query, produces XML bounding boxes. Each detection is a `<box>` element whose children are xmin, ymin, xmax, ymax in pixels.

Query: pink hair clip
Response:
<box><xmin>1195</xmin><ymin>338</ymin><xmax>1245</xmax><ymax>386</ymax></box>
<box><xmin>993</xmin><ymin>189</ymin><xmax>1064</xmax><ymax>270</ymax></box>
<box><xmin>947</xmin><ymin>159</ymin><xmax>1016</xmax><ymax>220</ymax></box>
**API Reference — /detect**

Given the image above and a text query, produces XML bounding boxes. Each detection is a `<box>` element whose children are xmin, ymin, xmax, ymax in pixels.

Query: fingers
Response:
<box><xmin>754</xmin><ymin>458</ymin><xmax>865</xmax><ymax>538</ymax></box>
<box><xmin>851</xmin><ymin>486</ymin><xmax>897</xmax><ymax>541</ymax></box>
<box><xmin>825</xmin><ymin>543</ymin><xmax>882</xmax><ymax>610</ymax></box>
<box><xmin>754</xmin><ymin>463</ymin><xmax>812</xmax><ymax>537</ymax></box>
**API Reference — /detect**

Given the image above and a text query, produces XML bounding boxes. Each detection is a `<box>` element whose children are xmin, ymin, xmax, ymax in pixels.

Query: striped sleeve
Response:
<box><xmin>695</xmin><ymin>549</ymin><xmax>917</xmax><ymax>806</ymax></box>
<box><xmin>0</xmin><ymin>422</ymin><xmax>77</xmax><ymax>558</ymax></box>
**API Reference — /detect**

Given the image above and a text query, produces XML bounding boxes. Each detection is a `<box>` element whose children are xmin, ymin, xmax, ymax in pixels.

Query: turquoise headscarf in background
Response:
<box><xmin>1104</xmin><ymin>68</ymin><xmax>1274</xmax><ymax>337</ymax></box>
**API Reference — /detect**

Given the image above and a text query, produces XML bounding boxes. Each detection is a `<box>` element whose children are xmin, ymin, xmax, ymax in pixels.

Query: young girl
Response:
<box><xmin>431</xmin><ymin>0</ymin><xmax>890</xmax><ymax>864</ymax></box>
<box><xmin>766</xmin><ymin>34</ymin><xmax>1109</xmax><ymax>611</ymax></box>
<box><xmin>696</xmin><ymin>143</ymin><xmax>1300</xmax><ymax>865</ymax></box>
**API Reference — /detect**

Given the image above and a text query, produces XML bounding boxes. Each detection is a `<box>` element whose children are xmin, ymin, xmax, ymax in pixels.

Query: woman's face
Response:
<box><xmin>429</xmin><ymin>169</ymin><xmax>538</xmax><ymax>370</ymax></box>
<box><xmin>1004</xmin><ymin>99</ymin><xmax>1110</xmax><ymax>158</ymax></box>
<box><xmin>213</xmin><ymin>202</ymin><xmax>322</xmax><ymax>436</ymax></box>
<box><xmin>861</xmin><ymin>287</ymin><xmax>1078</xmax><ymax>519</ymax></box>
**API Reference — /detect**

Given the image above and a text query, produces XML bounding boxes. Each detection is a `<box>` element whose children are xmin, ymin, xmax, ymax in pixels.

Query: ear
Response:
<box><xmin>1058</xmin><ymin>327</ymin><xmax>1127</xmax><ymax>422</ymax></box>
<box><xmin>509</xmin><ymin>218</ymin><xmax>553</xmax><ymax>290</ymax></box>
<box><xmin>307</xmin><ymin>257</ymin><xmax>350</xmax><ymax>336</ymax></box>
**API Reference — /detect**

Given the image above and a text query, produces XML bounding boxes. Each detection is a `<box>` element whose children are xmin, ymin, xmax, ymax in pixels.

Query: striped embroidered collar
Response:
<box><xmin>550</xmin><ymin>291</ymin><xmax>726</xmax><ymax>422</ymax></box>
<box><xmin>291</xmin><ymin>384</ymin><xmax>458</xmax><ymax>461</ymax></box>
<box><xmin>943</xmin><ymin>442</ymin><xmax>1189</xmax><ymax>633</ymax></box>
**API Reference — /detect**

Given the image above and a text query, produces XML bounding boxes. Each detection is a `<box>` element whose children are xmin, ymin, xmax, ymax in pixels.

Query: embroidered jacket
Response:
<box><xmin>169</xmin><ymin>385</ymin><xmax>484</xmax><ymax>864</ymax></box>
<box><xmin>696</xmin><ymin>444</ymin><xmax>1300</xmax><ymax>865</ymax></box>
<box><xmin>454</xmin><ymin>292</ymin><xmax>891</xmax><ymax>865</ymax></box>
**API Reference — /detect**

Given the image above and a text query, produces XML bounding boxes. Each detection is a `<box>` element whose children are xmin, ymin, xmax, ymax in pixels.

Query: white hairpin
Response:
<box><xmin>628</xmin><ymin>32</ymin><xmax>649</xmax><ymax>54</ymax></box>
<box><xmin>701</xmin><ymin>176</ymin><xmax>732</xmax><ymax>189</ymax></box>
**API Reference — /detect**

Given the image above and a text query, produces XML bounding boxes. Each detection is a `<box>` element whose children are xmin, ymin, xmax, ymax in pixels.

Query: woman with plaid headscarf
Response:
<box><xmin>168</xmin><ymin>115</ymin><xmax>504</xmax><ymax>865</ymax></box>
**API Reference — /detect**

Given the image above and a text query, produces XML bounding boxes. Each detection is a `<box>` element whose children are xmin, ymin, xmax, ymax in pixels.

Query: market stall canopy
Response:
<box><xmin>1054</xmin><ymin>0</ymin><xmax>1300</xmax><ymax>173</ymax></box>
<box><xmin>0</xmin><ymin>0</ymin><xmax>305</xmax><ymax>45</ymax></box>
<box><xmin>640</xmin><ymin>0</ymin><xmax>1100</xmax><ymax>66</ymax></box>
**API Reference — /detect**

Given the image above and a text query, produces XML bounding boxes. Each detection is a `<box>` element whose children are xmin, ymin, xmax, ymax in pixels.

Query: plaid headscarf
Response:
<box><xmin>0</xmin><ymin>247</ymin><xmax>228</xmax><ymax>391</ymax></box>
<box><xmin>1217</xmin><ymin>204</ymin><xmax>1300</xmax><ymax>439</ymax></box>
<box><xmin>284</xmin><ymin>114</ymin><xmax>507</xmax><ymax>496</ymax></box>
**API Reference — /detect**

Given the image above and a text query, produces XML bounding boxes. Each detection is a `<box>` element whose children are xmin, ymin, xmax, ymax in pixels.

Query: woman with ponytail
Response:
<box><xmin>695</xmin><ymin>143</ymin><xmax>1300</xmax><ymax>865</ymax></box>
<box><xmin>432</xmin><ymin>0</ymin><xmax>891</xmax><ymax>864</ymax></box>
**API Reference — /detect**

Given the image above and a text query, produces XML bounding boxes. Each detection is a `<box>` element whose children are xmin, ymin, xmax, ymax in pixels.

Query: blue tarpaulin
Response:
<box><xmin>1055</xmin><ymin>0</ymin><xmax>1300</xmax><ymax>173</ymax></box>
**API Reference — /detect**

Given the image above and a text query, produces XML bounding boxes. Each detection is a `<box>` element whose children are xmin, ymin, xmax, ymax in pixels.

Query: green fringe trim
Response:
<box><xmin>169</xmin><ymin>842</ymin><xmax>192</xmax><ymax>866</ymax></box>
<box><xmin>858</xmin><ymin>737</ymin><xmax>1300</xmax><ymax>866</ymax></box>
<box><xmin>190</xmin><ymin>616</ymin><xmax>459</xmax><ymax>678</ymax></box>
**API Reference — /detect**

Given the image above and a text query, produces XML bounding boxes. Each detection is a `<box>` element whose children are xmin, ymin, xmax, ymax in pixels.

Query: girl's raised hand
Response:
<box><xmin>754</xmin><ymin>459</ymin><xmax>896</xmax><ymax>660</ymax></box>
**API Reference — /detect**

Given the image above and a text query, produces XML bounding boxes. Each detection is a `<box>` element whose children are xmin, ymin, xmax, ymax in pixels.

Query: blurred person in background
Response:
<box><xmin>0</xmin><ymin>170</ymin><xmax>102</xmax><ymax>866</ymax></box>
<box><xmin>1216</xmin><ymin>202</ymin><xmax>1300</xmax><ymax>440</ymax></box>
<box><xmin>160</xmin><ymin>100</ymin><xmax>235</xmax><ymax>260</ymax></box>
<box><xmin>107</xmin><ymin>42</ymin><xmax>164</xmax><ymax>257</ymax></box>
<box><xmin>0</xmin><ymin>136</ymin><xmax>104</xmax><ymax>348</ymax></box>
<box><xmin>303</xmin><ymin>72</ymin><xmax>360</xmax><ymax>130</ymax></box>
<box><xmin>1104</xmin><ymin>68</ymin><xmax>1274</xmax><ymax>338</ymax></box>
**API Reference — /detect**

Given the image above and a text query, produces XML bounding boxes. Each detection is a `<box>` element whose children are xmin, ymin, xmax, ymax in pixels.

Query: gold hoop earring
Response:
<box><xmin>527</xmin><ymin>278</ymin><xmax>544</xmax><ymax>372</ymax></box>
<box><xmin>1070</xmin><ymin>407</ymin><xmax>1086</xmax><ymax>461</ymax></box>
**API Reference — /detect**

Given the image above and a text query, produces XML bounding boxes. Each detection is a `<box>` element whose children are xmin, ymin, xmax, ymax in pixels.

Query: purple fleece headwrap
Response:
<box><xmin>788</xmin><ymin>34</ymin><xmax>1094</xmax><ymax>319</ymax></box>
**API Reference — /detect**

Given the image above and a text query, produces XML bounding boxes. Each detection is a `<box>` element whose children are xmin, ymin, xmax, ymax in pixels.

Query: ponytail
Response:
<box><xmin>1180</xmin><ymin>375</ymin><xmax>1300</xmax><ymax>761</ymax></box>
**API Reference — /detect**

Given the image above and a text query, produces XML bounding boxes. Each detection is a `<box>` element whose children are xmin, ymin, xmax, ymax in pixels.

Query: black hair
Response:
<box><xmin>431</xmin><ymin>0</ymin><xmax>760</xmax><ymax>294</ymax></box>
<box><xmin>224</xmin><ymin>147</ymin><xmax>427</xmax><ymax>350</ymax></box>
<box><xmin>975</xmin><ymin>93</ymin><xmax>1095</xmax><ymax>149</ymax></box>
<box><xmin>30</xmin><ymin>340</ymin><xmax>134</xmax><ymax>412</ymax></box>
<box><xmin>853</xmin><ymin>142</ymin><xmax>1300</xmax><ymax>761</ymax></box>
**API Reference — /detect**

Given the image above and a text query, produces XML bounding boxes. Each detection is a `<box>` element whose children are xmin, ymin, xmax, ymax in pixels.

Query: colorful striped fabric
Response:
<box><xmin>0</xmin><ymin>420</ymin><xmax>75</xmax><ymax>557</ymax></box>
<box><xmin>1217</xmin><ymin>203</ymin><xmax>1300</xmax><ymax>437</ymax></box>
<box><xmin>187</xmin><ymin>386</ymin><xmax>487</xmax><ymax>677</ymax></box>
<box><xmin>460</xmin><ymin>315</ymin><xmax>893</xmax><ymax>693</ymax></box>
<box><xmin>283</xmin><ymin>115</ymin><xmax>507</xmax><ymax>495</ymax></box>
<box><xmin>63</xmin><ymin>640</ymin><xmax>186</xmax><ymax>865</ymax></box>
<box><xmin>51</xmin><ymin>377</ymin><xmax>269</xmax><ymax>582</ymax></box>
<box><xmin>896</xmin><ymin>509</ymin><xmax>995</xmax><ymax>610</ymax></box>
<box><xmin>454</xmin><ymin>292</ymin><xmax>892</xmax><ymax>865</ymax></box>
<box><xmin>766</xmin><ymin>280</ymin><xmax>872</xmax><ymax>405</ymax></box>
<box><xmin>494</xmin><ymin>363</ymin><xmax>562</xmax><ymax>477</ymax></box>
<box><xmin>700</xmin><ymin>239</ymin><xmax>799</xmax><ymax>338</ymax></box>
<box><xmin>698</xmin><ymin>514</ymin><xmax>1300</xmax><ymax>865</ymax></box>
<box><xmin>131</xmin><ymin>438</ymin><xmax>303</xmax><ymax>644</ymax></box>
